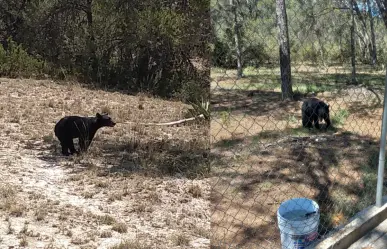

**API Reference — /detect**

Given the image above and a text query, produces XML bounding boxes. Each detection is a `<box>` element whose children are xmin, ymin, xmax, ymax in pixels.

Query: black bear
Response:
<box><xmin>54</xmin><ymin>113</ymin><xmax>116</xmax><ymax>156</ymax></box>
<box><xmin>301</xmin><ymin>98</ymin><xmax>331</xmax><ymax>130</ymax></box>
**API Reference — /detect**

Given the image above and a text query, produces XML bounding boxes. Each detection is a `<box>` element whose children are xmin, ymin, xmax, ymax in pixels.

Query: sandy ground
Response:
<box><xmin>0</xmin><ymin>78</ymin><xmax>210</xmax><ymax>249</ymax></box>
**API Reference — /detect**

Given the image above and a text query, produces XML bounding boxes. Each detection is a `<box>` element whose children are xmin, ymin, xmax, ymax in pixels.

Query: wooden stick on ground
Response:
<box><xmin>120</xmin><ymin>114</ymin><xmax>205</xmax><ymax>126</ymax></box>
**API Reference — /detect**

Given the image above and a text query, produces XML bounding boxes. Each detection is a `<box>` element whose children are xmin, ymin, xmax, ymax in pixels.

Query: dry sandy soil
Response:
<box><xmin>0</xmin><ymin>78</ymin><xmax>210</xmax><ymax>249</ymax></box>
<box><xmin>210</xmin><ymin>67</ymin><xmax>385</xmax><ymax>249</ymax></box>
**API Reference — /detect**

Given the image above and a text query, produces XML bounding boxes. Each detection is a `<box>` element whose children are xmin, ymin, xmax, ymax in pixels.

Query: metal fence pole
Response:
<box><xmin>376</xmin><ymin>65</ymin><xmax>387</xmax><ymax>207</ymax></box>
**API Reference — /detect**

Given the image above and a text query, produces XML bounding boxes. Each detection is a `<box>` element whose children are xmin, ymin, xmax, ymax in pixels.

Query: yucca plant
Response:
<box><xmin>188</xmin><ymin>97</ymin><xmax>210</xmax><ymax>120</ymax></box>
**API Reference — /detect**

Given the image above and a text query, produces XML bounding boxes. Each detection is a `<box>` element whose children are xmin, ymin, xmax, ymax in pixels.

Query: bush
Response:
<box><xmin>0</xmin><ymin>38</ymin><xmax>46</xmax><ymax>78</ymax></box>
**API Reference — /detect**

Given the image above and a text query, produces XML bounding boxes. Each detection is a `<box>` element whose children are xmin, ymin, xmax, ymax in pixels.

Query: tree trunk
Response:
<box><xmin>316</xmin><ymin>30</ymin><xmax>327</xmax><ymax>68</ymax></box>
<box><xmin>350</xmin><ymin>1</ymin><xmax>357</xmax><ymax>84</ymax></box>
<box><xmin>375</xmin><ymin>0</ymin><xmax>387</xmax><ymax>29</ymax></box>
<box><xmin>354</xmin><ymin>17</ymin><xmax>368</xmax><ymax>62</ymax></box>
<box><xmin>367</xmin><ymin>0</ymin><xmax>377</xmax><ymax>65</ymax></box>
<box><xmin>86</xmin><ymin>0</ymin><xmax>98</xmax><ymax>79</ymax></box>
<box><xmin>231</xmin><ymin>0</ymin><xmax>243</xmax><ymax>79</ymax></box>
<box><xmin>276</xmin><ymin>0</ymin><xmax>293</xmax><ymax>100</ymax></box>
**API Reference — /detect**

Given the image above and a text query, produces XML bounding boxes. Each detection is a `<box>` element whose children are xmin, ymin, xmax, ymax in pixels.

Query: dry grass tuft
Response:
<box><xmin>9</xmin><ymin>203</ymin><xmax>25</xmax><ymax>217</ymax></box>
<box><xmin>133</xmin><ymin>202</ymin><xmax>147</xmax><ymax>213</ymax></box>
<box><xmin>188</xmin><ymin>184</ymin><xmax>202</xmax><ymax>198</ymax></box>
<box><xmin>82</xmin><ymin>191</ymin><xmax>95</xmax><ymax>199</ymax></box>
<box><xmin>20</xmin><ymin>222</ymin><xmax>28</xmax><ymax>234</ymax></box>
<box><xmin>35</xmin><ymin>208</ymin><xmax>48</xmax><ymax>221</ymax></box>
<box><xmin>0</xmin><ymin>186</ymin><xmax>24</xmax><ymax>217</ymax></box>
<box><xmin>107</xmin><ymin>192</ymin><xmax>123</xmax><ymax>203</ymax></box>
<box><xmin>112</xmin><ymin>222</ymin><xmax>128</xmax><ymax>233</ymax></box>
<box><xmin>7</xmin><ymin>219</ymin><xmax>13</xmax><ymax>234</ymax></box>
<box><xmin>194</xmin><ymin>225</ymin><xmax>210</xmax><ymax>239</ymax></box>
<box><xmin>19</xmin><ymin>235</ymin><xmax>28</xmax><ymax>246</ymax></box>
<box><xmin>109</xmin><ymin>240</ymin><xmax>152</xmax><ymax>249</ymax></box>
<box><xmin>71</xmin><ymin>235</ymin><xmax>89</xmax><ymax>245</ymax></box>
<box><xmin>97</xmin><ymin>214</ymin><xmax>116</xmax><ymax>225</ymax></box>
<box><xmin>171</xmin><ymin>233</ymin><xmax>190</xmax><ymax>246</ymax></box>
<box><xmin>99</xmin><ymin>230</ymin><xmax>112</xmax><ymax>238</ymax></box>
<box><xmin>95</xmin><ymin>180</ymin><xmax>109</xmax><ymax>188</ymax></box>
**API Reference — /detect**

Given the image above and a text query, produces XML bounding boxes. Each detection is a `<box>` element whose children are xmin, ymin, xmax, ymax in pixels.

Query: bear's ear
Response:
<box><xmin>96</xmin><ymin>113</ymin><xmax>102</xmax><ymax>119</ymax></box>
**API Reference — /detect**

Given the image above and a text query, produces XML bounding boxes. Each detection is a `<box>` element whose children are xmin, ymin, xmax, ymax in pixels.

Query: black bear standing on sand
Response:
<box><xmin>301</xmin><ymin>98</ymin><xmax>331</xmax><ymax>130</ymax></box>
<box><xmin>54</xmin><ymin>113</ymin><xmax>116</xmax><ymax>156</ymax></box>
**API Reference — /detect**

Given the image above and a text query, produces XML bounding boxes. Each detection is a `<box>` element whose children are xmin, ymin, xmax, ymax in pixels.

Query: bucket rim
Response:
<box><xmin>277</xmin><ymin>197</ymin><xmax>320</xmax><ymax>219</ymax></box>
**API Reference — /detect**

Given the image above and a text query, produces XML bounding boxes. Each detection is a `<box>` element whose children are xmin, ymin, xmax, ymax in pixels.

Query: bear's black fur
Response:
<box><xmin>301</xmin><ymin>98</ymin><xmax>331</xmax><ymax>130</ymax></box>
<box><xmin>54</xmin><ymin>113</ymin><xmax>116</xmax><ymax>156</ymax></box>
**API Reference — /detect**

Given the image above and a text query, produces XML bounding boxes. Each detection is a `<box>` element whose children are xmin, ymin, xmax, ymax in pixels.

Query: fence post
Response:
<box><xmin>376</xmin><ymin>65</ymin><xmax>387</xmax><ymax>207</ymax></box>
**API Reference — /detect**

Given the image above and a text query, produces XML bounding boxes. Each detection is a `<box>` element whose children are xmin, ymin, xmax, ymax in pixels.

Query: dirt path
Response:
<box><xmin>0</xmin><ymin>140</ymin><xmax>210</xmax><ymax>248</ymax></box>
<box><xmin>0</xmin><ymin>146</ymin><xmax>104</xmax><ymax>216</ymax></box>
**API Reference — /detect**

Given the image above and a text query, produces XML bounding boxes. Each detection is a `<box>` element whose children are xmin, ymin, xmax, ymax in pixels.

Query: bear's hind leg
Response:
<box><xmin>68</xmin><ymin>140</ymin><xmax>78</xmax><ymax>155</ymax></box>
<box><xmin>303</xmin><ymin>113</ymin><xmax>313</xmax><ymax>129</ymax></box>
<box><xmin>313</xmin><ymin>116</ymin><xmax>320</xmax><ymax>129</ymax></box>
<box><xmin>302</xmin><ymin>116</ymin><xmax>308</xmax><ymax>127</ymax></box>
<box><xmin>59</xmin><ymin>141</ymin><xmax>70</xmax><ymax>156</ymax></box>
<box><xmin>63</xmin><ymin>137</ymin><xmax>77</xmax><ymax>155</ymax></box>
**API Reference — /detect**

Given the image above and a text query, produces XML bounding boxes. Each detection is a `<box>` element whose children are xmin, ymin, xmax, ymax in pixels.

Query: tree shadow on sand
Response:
<box><xmin>211</xmin><ymin>129</ymin><xmax>381</xmax><ymax>248</ymax></box>
<box><xmin>32</xmin><ymin>135</ymin><xmax>212</xmax><ymax>179</ymax></box>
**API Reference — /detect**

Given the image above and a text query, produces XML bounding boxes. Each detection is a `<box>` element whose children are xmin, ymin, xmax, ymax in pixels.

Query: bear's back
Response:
<box><xmin>55</xmin><ymin>116</ymin><xmax>93</xmax><ymax>139</ymax></box>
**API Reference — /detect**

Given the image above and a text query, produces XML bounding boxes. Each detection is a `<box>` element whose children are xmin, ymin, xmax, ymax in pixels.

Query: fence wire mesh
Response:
<box><xmin>210</xmin><ymin>0</ymin><xmax>387</xmax><ymax>248</ymax></box>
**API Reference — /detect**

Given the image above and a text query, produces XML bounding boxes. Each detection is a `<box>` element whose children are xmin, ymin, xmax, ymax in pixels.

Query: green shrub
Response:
<box><xmin>0</xmin><ymin>38</ymin><xmax>46</xmax><ymax>78</ymax></box>
<box><xmin>332</xmin><ymin>109</ymin><xmax>350</xmax><ymax>127</ymax></box>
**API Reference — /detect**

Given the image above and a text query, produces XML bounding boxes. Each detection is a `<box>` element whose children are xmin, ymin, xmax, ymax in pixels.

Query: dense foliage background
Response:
<box><xmin>0</xmin><ymin>0</ymin><xmax>211</xmax><ymax>102</ymax></box>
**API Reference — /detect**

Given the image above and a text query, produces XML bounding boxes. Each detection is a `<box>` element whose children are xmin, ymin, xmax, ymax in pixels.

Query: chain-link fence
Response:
<box><xmin>210</xmin><ymin>0</ymin><xmax>387</xmax><ymax>248</ymax></box>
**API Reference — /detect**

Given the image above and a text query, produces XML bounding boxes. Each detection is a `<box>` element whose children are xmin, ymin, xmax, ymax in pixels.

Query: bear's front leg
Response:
<box><xmin>79</xmin><ymin>137</ymin><xmax>92</xmax><ymax>152</ymax></box>
<box><xmin>60</xmin><ymin>143</ymin><xmax>70</xmax><ymax>156</ymax></box>
<box><xmin>325</xmin><ymin>117</ymin><xmax>331</xmax><ymax>129</ymax></box>
<box><xmin>79</xmin><ymin>137</ymin><xmax>87</xmax><ymax>152</ymax></box>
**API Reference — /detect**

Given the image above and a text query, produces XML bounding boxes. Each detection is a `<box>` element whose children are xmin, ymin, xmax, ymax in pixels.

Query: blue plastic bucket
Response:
<box><xmin>277</xmin><ymin>198</ymin><xmax>320</xmax><ymax>249</ymax></box>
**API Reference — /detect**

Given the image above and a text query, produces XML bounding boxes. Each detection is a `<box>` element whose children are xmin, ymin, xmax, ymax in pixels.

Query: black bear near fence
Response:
<box><xmin>301</xmin><ymin>98</ymin><xmax>331</xmax><ymax>130</ymax></box>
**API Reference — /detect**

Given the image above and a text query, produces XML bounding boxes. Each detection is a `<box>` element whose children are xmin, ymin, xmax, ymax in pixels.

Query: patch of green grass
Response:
<box><xmin>355</xmin><ymin>164</ymin><xmax>378</xmax><ymax>210</ymax></box>
<box><xmin>333</xmin><ymin>154</ymin><xmax>379</xmax><ymax>217</ymax></box>
<box><xmin>287</xmin><ymin>115</ymin><xmax>298</xmax><ymax>124</ymax></box>
<box><xmin>242</xmin><ymin>66</ymin><xmax>258</xmax><ymax>76</ymax></box>
<box><xmin>289</xmin><ymin>127</ymin><xmax>314</xmax><ymax>136</ymax></box>
<box><xmin>219</xmin><ymin>111</ymin><xmax>231</xmax><ymax>126</ymax></box>
<box><xmin>211</xmin><ymin>67</ymin><xmax>227</xmax><ymax>74</ymax></box>
<box><xmin>258</xmin><ymin>181</ymin><xmax>273</xmax><ymax>191</ymax></box>
<box><xmin>251</xmin><ymin>135</ymin><xmax>260</xmax><ymax>144</ymax></box>
<box><xmin>293</xmin><ymin>82</ymin><xmax>336</xmax><ymax>95</ymax></box>
<box><xmin>239</xmin><ymin>82</ymin><xmax>278</xmax><ymax>91</ymax></box>
<box><xmin>319</xmin><ymin>151</ymin><xmax>384</xmax><ymax>235</ymax></box>
<box><xmin>214</xmin><ymin>138</ymin><xmax>243</xmax><ymax>149</ymax></box>
<box><xmin>212</xmin><ymin>66</ymin><xmax>385</xmax><ymax>90</ymax></box>
<box><xmin>332</xmin><ymin>109</ymin><xmax>350</xmax><ymax>126</ymax></box>
<box><xmin>255</xmin><ymin>130</ymin><xmax>282</xmax><ymax>140</ymax></box>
